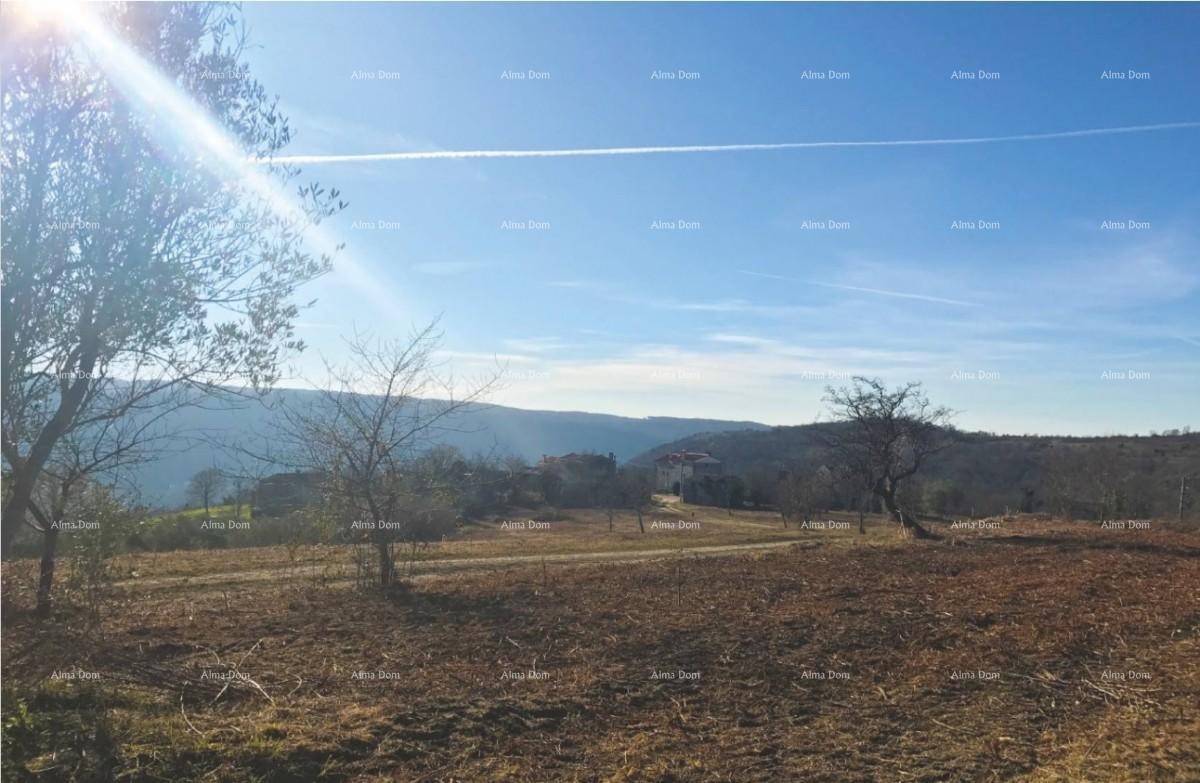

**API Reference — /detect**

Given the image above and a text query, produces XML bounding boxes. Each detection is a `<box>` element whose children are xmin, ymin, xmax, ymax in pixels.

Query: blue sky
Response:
<box><xmin>236</xmin><ymin>3</ymin><xmax>1199</xmax><ymax>435</ymax></box>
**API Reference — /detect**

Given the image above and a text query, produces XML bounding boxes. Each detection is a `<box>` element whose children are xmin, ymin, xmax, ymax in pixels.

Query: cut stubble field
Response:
<box><xmin>78</xmin><ymin>502</ymin><xmax>879</xmax><ymax>587</ymax></box>
<box><xmin>3</xmin><ymin>513</ymin><xmax>1198</xmax><ymax>782</ymax></box>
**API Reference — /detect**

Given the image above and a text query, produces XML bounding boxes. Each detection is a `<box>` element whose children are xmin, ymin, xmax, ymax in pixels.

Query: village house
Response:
<box><xmin>544</xmin><ymin>451</ymin><xmax>619</xmax><ymax>482</ymax></box>
<box><xmin>540</xmin><ymin>452</ymin><xmax>617</xmax><ymax>479</ymax></box>
<box><xmin>538</xmin><ymin>452</ymin><xmax>617</xmax><ymax>506</ymax></box>
<box><xmin>252</xmin><ymin>471</ymin><xmax>325</xmax><ymax>518</ymax></box>
<box><xmin>654</xmin><ymin>451</ymin><xmax>722</xmax><ymax>494</ymax></box>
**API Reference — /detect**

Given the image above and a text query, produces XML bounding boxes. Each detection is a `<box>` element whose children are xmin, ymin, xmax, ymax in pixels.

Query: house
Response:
<box><xmin>540</xmin><ymin>452</ymin><xmax>617</xmax><ymax>478</ymax></box>
<box><xmin>538</xmin><ymin>452</ymin><xmax>617</xmax><ymax>506</ymax></box>
<box><xmin>654</xmin><ymin>451</ymin><xmax>722</xmax><ymax>494</ymax></box>
<box><xmin>252</xmin><ymin>471</ymin><xmax>325</xmax><ymax>518</ymax></box>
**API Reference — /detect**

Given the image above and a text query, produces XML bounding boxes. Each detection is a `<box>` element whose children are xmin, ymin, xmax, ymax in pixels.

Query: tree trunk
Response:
<box><xmin>880</xmin><ymin>485</ymin><xmax>934</xmax><ymax>539</ymax></box>
<box><xmin>1180</xmin><ymin>475</ymin><xmax>1188</xmax><ymax>523</ymax></box>
<box><xmin>636</xmin><ymin>506</ymin><xmax>645</xmax><ymax>534</ymax></box>
<box><xmin>2</xmin><ymin>343</ymin><xmax>99</xmax><ymax>550</ymax></box>
<box><xmin>376</xmin><ymin>539</ymin><xmax>394</xmax><ymax>586</ymax></box>
<box><xmin>2</xmin><ymin>479</ymin><xmax>36</xmax><ymax>552</ymax></box>
<box><xmin>36</xmin><ymin>526</ymin><xmax>60</xmax><ymax>618</ymax></box>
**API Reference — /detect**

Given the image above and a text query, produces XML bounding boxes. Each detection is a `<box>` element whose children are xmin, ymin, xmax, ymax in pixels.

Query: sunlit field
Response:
<box><xmin>3</xmin><ymin>498</ymin><xmax>894</xmax><ymax>587</ymax></box>
<box><xmin>4</xmin><ymin>1</ymin><xmax>1199</xmax><ymax>780</ymax></box>
<box><xmin>3</xmin><ymin>516</ymin><xmax>1198</xmax><ymax>781</ymax></box>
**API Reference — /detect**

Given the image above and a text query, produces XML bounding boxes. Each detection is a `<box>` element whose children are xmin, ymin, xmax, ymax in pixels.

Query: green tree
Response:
<box><xmin>2</xmin><ymin>4</ymin><xmax>342</xmax><ymax>552</ymax></box>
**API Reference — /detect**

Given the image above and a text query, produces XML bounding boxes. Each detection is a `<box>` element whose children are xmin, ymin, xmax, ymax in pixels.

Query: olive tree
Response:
<box><xmin>2</xmin><ymin>4</ymin><xmax>340</xmax><ymax>553</ymax></box>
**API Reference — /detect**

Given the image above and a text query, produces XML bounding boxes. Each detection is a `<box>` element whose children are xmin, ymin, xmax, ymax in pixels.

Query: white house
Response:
<box><xmin>654</xmin><ymin>451</ymin><xmax>722</xmax><ymax>493</ymax></box>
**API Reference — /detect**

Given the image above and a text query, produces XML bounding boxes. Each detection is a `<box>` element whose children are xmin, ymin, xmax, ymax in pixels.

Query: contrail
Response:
<box><xmin>738</xmin><ymin>270</ymin><xmax>978</xmax><ymax>307</ymax></box>
<box><xmin>256</xmin><ymin>122</ymin><xmax>1200</xmax><ymax>165</ymax></box>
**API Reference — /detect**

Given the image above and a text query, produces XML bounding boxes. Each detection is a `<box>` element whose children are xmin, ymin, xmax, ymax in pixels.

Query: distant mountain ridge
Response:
<box><xmin>125</xmin><ymin>387</ymin><xmax>769</xmax><ymax>506</ymax></box>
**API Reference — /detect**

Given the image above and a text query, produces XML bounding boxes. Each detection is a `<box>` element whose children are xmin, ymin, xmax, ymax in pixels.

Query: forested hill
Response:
<box><xmin>631</xmin><ymin>426</ymin><xmax>1200</xmax><ymax>519</ymax></box>
<box><xmin>128</xmin><ymin>389</ymin><xmax>768</xmax><ymax>506</ymax></box>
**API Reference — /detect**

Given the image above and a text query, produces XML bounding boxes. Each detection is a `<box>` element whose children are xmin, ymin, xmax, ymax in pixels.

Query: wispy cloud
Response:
<box><xmin>436</xmin><ymin>350</ymin><xmax>538</xmax><ymax>365</ymax></box>
<box><xmin>254</xmin><ymin>122</ymin><xmax>1200</xmax><ymax>165</ymax></box>
<box><xmin>543</xmin><ymin>277</ymin><xmax>811</xmax><ymax>316</ymax></box>
<box><xmin>1041</xmin><ymin>240</ymin><xmax>1199</xmax><ymax>308</ymax></box>
<box><xmin>738</xmin><ymin>270</ymin><xmax>978</xmax><ymax>307</ymax></box>
<box><xmin>811</xmin><ymin>281</ymin><xmax>978</xmax><ymax>307</ymax></box>
<box><xmin>411</xmin><ymin>261</ymin><xmax>490</xmax><ymax>276</ymax></box>
<box><xmin>464</xmin><ymin>340</ymin><xmax>946</xmax><ymax>425</ymax></box>
<box><xmin>643</xmin><ymin>296</ymin><xmax>806</xmax><ymax>315</ymax></box>
<box><xmin>502</xmin><ymin>337</ymin><xmax>566</xmax><ymax>354</ymax></box>
<box><xmin>706</xmin><ymin>333</ymin><xmax>780</xmax><ymax>347</ymax></box>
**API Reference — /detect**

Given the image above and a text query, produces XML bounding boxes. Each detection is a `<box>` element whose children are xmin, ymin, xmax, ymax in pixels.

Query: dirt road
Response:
<box><xmin>120</xmin><ymin>539</ymin><xmax>817</xmax><ymax>590</ymax></box>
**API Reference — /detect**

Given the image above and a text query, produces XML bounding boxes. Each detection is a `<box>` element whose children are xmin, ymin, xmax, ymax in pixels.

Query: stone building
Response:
<box><xmin>654</xmin><ymin>451</ymin><xmax>722</xmax><ymax>494</ymax></box>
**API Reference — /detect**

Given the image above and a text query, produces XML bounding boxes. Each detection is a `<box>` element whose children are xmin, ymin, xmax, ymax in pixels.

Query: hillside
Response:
<box><xmin>121</xmin><ymin>389</ymin><xmax>768</xmax><ymax>506</ymax></box>
<box><xmin>631</xmin><ymin>426</ymin><xmax>1200</xmax><ymax>519</ymax></box>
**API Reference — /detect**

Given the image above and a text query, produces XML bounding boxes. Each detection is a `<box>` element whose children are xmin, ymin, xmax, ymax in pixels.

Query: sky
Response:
<box><xmin>231</xmin><ymin>2</ymin><xmax>1199</xmax><ymax>435</ymax></box>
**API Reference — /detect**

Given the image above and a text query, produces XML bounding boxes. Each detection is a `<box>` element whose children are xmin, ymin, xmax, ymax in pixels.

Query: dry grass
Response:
<box><xmin>4</xmin><ymin>500</ymin><xmax>885</xmax><ymax>588</ymax></box>
<box><xmin>2</xmin><ymin>515</ymin><xmax>1198</xmax><ymax>781</ymax></box>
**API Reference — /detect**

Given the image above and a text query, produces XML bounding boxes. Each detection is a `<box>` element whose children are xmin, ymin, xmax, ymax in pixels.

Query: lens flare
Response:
<box><xmin>25</xmin><ymin>1</ymin><xmax>399</xmax><ymax>320</ymax></box>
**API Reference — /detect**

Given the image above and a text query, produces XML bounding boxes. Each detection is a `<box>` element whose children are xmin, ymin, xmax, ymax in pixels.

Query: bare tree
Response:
<box><xmin>591</xmin><ymin>467</ymin><xmax>616</xmax><ymax>531</ymax></box>
<box><xmin>820</xmin><ymin>377</ymin><xmax>955</xmax><ymax>539</ymax></box>
<box><xmin>1181</xmin><ymin>474</ymin><xmax>1194</xmax><ymax>524</ymax></box>
<box><xmin>267</xmin><ymin>324</ymin><xmax>495</xmax><ymax>587</ymax></box>
<box><xmin>828</xmin><ymin>460</ymin><xmax>874</xmax><ymax>534</ymax></box>
<box><xmin>187</xmin><ymin>467</ymin><xmax>225</xmax><ymax>518</ymax></box>
<box><xmin>20</xmin><ymin>386</ymin><xmax>183</xmax><ymax>615</ymax></box>
<box><xmin>502</xmin><ymin>454</ymin><xmax>530</xmax><ymax>506</ymax></box>
<box><xmin>1039</xmin><ymin>447</ymin><xmax>1084</xmax><ymax>519</ymax></box>
<box><xmin>778</xmin><ymin>463</ymin><xmax>833</xmax><ymax>526</ymax></box>
<box><xmin>1</xmin><ymin>4</ymin><xmax>341</xmax><ymax>551</ymax></box>
<box><xmin>616</xmin><ymin>466</ymin><xmax>654</xmax><ymax>533</ymax></box>
<box><xmin>231</xmin><ymin>476</ymin><xmax>246</xmax><ymax>520</ymax></box>
<box><xmin>1082</xmin><ymin>445</ymin><xmax>1127</xmax><ymax>522</ymax></box>
<box><xmin>215</xmin><ymin>451</ymin><xmax>278</xmax><ymax>520</ymax></box>
<box><xmin>1040</xmin><ymin>445</ymin><xmax>1129</xmax><ymax>521</ymax></box>
<box><xmin>46</xmin><ymin>482</ymin><xmax>135</xmax><ymax>626</ymax></box>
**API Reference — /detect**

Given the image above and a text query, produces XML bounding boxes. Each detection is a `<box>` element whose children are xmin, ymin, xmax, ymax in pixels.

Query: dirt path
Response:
<box><xmin>121</xmin><ymin>540</ymin><xmax>816</xmax><ymax>590</ymax></box>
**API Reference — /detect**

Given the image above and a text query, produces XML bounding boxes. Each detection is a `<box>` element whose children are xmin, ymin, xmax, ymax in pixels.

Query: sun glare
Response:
<box><xmin>8</xmin><ymin>0</ymin><xmax>83</xmax><ymax>30</ymax></box>
<box><xmin>14</xmin><ymin>0</ymin><xmax>401</xmax><ymax>321</ymax></box>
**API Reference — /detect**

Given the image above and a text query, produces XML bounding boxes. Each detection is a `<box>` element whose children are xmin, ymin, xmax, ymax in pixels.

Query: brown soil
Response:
<box><xmin>3</xmin><ymin>516</ymin><xmax>1198</xmax><ymax>781</ymax></box>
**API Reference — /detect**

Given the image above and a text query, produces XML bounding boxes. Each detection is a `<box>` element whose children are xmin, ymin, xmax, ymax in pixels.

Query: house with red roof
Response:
<box><xmin>654</xmin><ymin>451</ymin><xmax>723</xmax><ymax>494</ymax></box>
